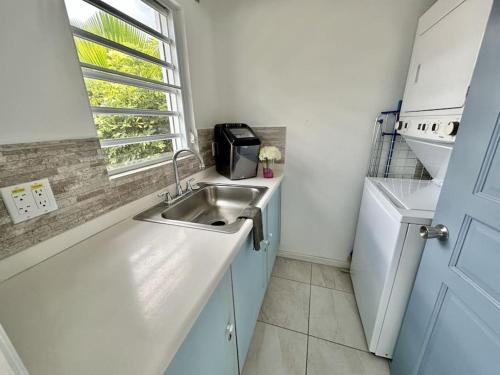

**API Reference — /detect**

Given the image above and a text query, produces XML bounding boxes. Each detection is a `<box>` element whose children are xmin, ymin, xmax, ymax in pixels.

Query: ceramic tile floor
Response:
<box><xmin>243</xmin><ymin>257</ymin><xmax>390</xmax><ymax>375</ymax></box>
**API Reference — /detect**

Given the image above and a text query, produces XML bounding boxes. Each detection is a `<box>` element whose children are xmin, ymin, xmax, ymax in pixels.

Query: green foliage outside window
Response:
<box><xmin>75</xmin><ymin>12</ymin><xmax>174</xmax><ymax>169</ymax></box>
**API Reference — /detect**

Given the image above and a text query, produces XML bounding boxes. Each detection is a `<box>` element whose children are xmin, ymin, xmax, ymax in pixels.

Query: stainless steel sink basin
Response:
<box><xmin>134</xmin><ymin>183</ymin><xmax>268</xmax><ymax>233</ymax></box>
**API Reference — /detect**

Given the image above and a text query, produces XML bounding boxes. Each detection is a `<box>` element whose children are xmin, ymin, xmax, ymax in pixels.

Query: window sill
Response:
<box><xmin>108</xmin><ymin>154</ymin><xmax>197</xmax><ymax>182</ymax></box>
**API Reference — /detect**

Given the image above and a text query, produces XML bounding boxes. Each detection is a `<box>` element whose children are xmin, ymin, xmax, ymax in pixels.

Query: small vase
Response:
<box><xmin>262</xmin><ymin>158</ymin><xmax>274</xmax><ymax>178</ymax></box>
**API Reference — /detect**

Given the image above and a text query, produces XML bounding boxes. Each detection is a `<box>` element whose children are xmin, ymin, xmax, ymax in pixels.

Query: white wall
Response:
<box><xmin>0</xmin><ymin>0</ymin><xmax>96</xmax><ymax>144</ymax></box>
<box><xmin>208</xmin><ymin>0</ymin><xmax>435</xmax><ymax>265</ymax></box>
<box><xmin>0</xmin><ymin>0</ymin><xmax>434</xmax><ymax>265</ymax></box>
<box><xmin>174</xmin><ymin>0</ymin><xmax>220</xmax><ymax>130</ymax></box>
<box><xmin>0</xmin><ymin>0</ymin><xmax>218</xmax><ymax>144</ymax></box>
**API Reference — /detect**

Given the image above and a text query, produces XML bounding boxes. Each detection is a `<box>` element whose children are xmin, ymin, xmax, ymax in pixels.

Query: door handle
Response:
<box><xmin>419</xmin><ymin>224</ymin><xmax>449</xmax><ymax>240</ymax></box>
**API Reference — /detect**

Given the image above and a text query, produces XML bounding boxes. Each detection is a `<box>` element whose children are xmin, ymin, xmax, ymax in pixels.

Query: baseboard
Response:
<box><xmin>278</xmin><ymin>249</ymin><xmax>350</xmax><ymax>269</ymax></box>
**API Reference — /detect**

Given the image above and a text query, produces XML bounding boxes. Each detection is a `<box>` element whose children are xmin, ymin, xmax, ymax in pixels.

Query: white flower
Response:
<box><xmin>259</xmin><ymin>146</ymin><xmax>282</xmax><ymax>161</ymax></box>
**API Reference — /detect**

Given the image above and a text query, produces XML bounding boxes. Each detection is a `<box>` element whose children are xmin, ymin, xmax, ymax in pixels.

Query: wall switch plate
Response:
<box><xmin>1</xmin><ymin>178</ymin><xmax>58</xmax><ymax>224</ymax></box>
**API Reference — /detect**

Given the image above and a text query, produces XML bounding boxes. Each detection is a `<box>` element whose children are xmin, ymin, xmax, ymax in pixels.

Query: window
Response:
<box><xmin>65</xmin><ymin>0</ymin><xmax>190</xmax><ymax>175</ymax></box>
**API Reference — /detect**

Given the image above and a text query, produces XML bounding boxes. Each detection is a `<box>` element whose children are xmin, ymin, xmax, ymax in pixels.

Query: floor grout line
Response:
<box><xmin>310</xmin><ymin>283</ymin><xmax>355</xmax><ymax>295</ymax></box>
<box><xmin>256</xmin><ymin>320</ymin><xmax>308</xmax><ymax>336</ymax></box>
<box><xmin>270</xmin><ymin>274</ymin><xmax>311</xmax><ymax>285</ymax></box>
<box><xmin>270</xmin><ymin>273</ymin><xmax>355</xmax><ymax>295</ymax></box>
<box><xmin>255</xmin><ymin>320</ymin><xmax>371</xmax><ymax>355</ymax></box>
<box><xmin>305</xmin><ymin>335</ymin><xmax>309</xmax><ymax>375</ymax></box>
<box><xmin>271</xmin><ymin>265</ymin><xmax>355</xmax><ymax>294</ymax></box>
<box><xmin>305</xmin><ymin>263</ymin><xmax>312</xmax><ymax>374</ymax></box>
<box><xmin>308</xmin><ymin>334</ymin><xmax>371</xmax><ymax>354</ymax></box>
<box><xmin>277</xmin><ymin>256</ymin><xmax>350</xmax><ymax>273</ymax></box>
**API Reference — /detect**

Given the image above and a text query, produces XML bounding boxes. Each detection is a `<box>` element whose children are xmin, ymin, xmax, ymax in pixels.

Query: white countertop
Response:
<box><xmin>0</xmin><ymin>167</ymin><xmax>284</xmax><ymax>375</ymax></box>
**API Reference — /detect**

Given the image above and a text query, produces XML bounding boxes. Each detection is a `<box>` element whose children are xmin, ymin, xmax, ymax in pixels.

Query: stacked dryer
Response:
<box><xmin>351</xmin><ymin>0</ymin><xmax>493</xmax><ymax>359</ymax></box>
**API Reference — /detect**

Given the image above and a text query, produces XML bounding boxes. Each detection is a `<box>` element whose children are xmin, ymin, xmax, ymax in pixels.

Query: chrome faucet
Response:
<box><xmin>172</xmin><ymin>149</ymin><xmax>205</xmax><ymax>197</ymax></box>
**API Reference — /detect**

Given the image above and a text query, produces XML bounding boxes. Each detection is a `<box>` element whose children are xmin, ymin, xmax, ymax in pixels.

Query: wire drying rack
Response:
<box><xmin>367</xmin><ymin>104</ymin><xmax>431</xmax><ymax>180</ymax></box>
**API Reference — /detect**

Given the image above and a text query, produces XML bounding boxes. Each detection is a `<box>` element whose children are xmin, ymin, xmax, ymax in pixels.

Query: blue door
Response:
<box><xmin>391</xmin><ymin>4</ymin><xmax>500</xmax><ymax>374</ymax></box>
<box><xmin>266</xmin><ymin>187</ymin><xmax>282</xmax><ymax>280</ymax></box>
<box><xmin>165</xmin><ymin>271</ymin><xmax>238</xmax><ymax>375</ymax></box>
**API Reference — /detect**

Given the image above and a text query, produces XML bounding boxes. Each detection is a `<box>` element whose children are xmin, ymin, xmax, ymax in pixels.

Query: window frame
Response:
<box><xmin>67</xmin><ymin>0</ymin><xmax>198</xmax><ymax>176</ymax></box>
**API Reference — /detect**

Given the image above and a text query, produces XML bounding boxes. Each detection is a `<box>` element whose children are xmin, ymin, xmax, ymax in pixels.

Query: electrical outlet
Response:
<box><xmin>1</xmin><ymin>178</ymin><xmax>58</xmax><ymax>224</ymax></box>
<box><xmin>11</xmin><ymin>187</ymin><xmax>36</xmax><ymax>216</ymax></box>
<box><xmin>32</xmin><ymin>182</ymin><xmax>51</xmax><ymax>210</ymax></box>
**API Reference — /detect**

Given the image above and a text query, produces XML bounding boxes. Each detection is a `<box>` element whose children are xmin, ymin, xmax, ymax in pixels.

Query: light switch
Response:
<box><xmin>1</xmin><ymin>178</ymin><xmax>58</xmax><ymax>224</ymax></box>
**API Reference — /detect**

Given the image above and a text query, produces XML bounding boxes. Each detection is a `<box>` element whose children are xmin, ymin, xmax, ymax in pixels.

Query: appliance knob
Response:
<box><xmin>445</xmin><ymin>121</ymin><xmax>459</xmax><ymax>136</ymax></box>
<box><xmin>431</xmin><ymin>123</ymin><xmax>439</xmax><ymax>132</ymax></box>
<box><xmin>395</xmin><ymin>121</ymin><xmax>403</xmax><ymax>131</ymax></box>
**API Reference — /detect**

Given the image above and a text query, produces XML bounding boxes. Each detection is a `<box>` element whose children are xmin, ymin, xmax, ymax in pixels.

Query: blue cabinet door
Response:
<box><xmin>266</xmin><ymin>187</ymin><xmax>282</xmax><ymax>280</ymax></box>
<box><xmin>231</xmin><ymin>230</ymin><xmax>267</xmax><ymax>369</ymax></box>
<box><xmin>391</xmin><ymin>4</ymin><xmax>500</xmax><ymax>374</ymax></box>
<box><xmin>165</xmin><ymin>271</ymin><xmax>238</xmax><ymax>375</ymax></box>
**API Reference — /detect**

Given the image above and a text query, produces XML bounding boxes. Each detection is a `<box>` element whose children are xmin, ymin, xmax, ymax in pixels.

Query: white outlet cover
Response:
<box><xmin>1</xmin><ymin>178</ymin><xmax>58</xmax><ymax>224</ymax></box>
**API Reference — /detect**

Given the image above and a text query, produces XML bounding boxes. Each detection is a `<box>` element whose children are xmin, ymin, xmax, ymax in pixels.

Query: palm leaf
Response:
<box><xmin>75</xmin><ymin>38</ymin><xmax>108</xmax><ymax>67</ymax></box>
<box><xmin>83</xmin><ymin>12</ymin><xmax>160</xmax><ymax>58</ymax></box>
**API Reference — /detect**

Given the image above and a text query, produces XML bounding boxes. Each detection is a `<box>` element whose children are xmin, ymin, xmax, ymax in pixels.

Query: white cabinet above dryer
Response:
<box><xmin>401</xmin><ymin>0</ymin><xmax>493</xmax><ymax>115</ymax></box>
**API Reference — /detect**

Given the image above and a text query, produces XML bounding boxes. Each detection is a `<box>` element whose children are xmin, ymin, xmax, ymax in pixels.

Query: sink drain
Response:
<box><xmin>210</xmin><ymin>220</ymin><xmax>227</xmax><ymax>226</ymax></box>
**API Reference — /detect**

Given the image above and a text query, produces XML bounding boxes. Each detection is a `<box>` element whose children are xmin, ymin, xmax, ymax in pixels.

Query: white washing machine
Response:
<box><xmin>351</xmin><ymin>0</ymin><xmax>493</xmax><ymax>359</ymax></box>
<box><xmin>352</xmin><ymin>110</ymin><xmax>463</xmax><ymax>358</ymax></box>
<box><xmin>352</xmin><ymin>176</ymin><xmax>439</xmax><ymax>358</ymax></box>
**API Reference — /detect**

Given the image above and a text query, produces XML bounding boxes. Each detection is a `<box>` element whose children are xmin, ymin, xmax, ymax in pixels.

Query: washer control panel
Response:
<box><xmin>395</xmin><ymin>116</ymin><xmax>460</xmax><ymax>143</ymax></box>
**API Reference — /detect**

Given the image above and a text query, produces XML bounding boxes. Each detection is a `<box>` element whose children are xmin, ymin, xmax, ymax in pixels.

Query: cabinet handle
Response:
<box><xmin>225</xmin><ymin>322</ymin><xmax>235</xmax><ymax>342</ymax></box>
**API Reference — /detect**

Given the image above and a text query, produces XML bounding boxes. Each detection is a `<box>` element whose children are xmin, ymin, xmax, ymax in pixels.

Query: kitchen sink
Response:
<box><xmin>134</xmin><ymin>183</ymin><xmax>268</xmax><ymax>233</ymax></box>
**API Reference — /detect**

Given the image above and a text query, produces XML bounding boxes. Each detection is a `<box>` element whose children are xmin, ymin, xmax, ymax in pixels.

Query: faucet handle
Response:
<box><xmin>175</xmin><ymin>182</ymin><xmax>184</xmax><ymax>197</ymax></box>
<box><xmin>158</xmin><ymin>191</ymin><xmax>173</xmax><ymax>204</ymax></box>
<box><xmin>186</xmin><ymin>178</ymin><xmax>200</xmax><ymax>192</ymax></box>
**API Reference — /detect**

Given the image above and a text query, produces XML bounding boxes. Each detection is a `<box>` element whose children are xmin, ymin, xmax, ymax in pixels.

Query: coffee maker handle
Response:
<box><xmin>212</xmin><ymin>142</ymin><xmax>218</xmax><ymax>157</ymax></box>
